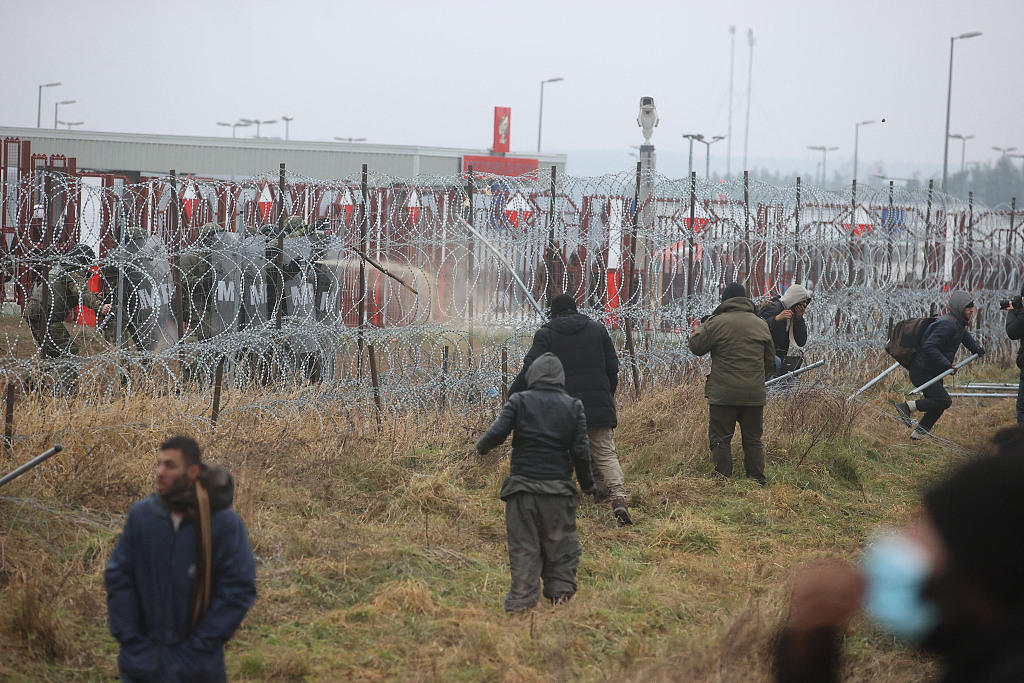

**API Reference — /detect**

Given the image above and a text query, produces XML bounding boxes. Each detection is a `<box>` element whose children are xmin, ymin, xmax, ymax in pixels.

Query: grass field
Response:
<box><xmin>0</xmin><ymin>363</ymin><xmax>1016</xmax><ymax>682</ymax></box>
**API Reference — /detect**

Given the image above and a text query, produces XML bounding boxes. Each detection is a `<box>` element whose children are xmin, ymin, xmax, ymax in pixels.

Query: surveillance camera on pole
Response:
<box><xmin>637</xmin><ymin>97</ymin><xmax>659</xmax><ymax>144</ymax></box>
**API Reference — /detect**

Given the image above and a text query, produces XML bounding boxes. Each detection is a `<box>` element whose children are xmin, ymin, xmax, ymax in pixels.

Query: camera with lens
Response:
<box><xmin>1000</xmin><ymin>296</ymin><xmax>1024</xmax><ymax>310</ymax></box>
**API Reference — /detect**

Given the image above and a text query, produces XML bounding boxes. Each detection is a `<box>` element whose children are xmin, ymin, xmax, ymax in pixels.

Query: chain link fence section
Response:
<box><xmin>0</xmin><ymin>168</ymin><xmax>1019</xmax><ymax>424</ymax></box>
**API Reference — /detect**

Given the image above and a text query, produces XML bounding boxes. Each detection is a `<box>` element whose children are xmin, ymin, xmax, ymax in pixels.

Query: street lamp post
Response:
<box><xmin>240</xmin><ymin>118</ymin><xmax>277</xmax><ymax>139</ymax></box>
<box><xmin>853</xmin><ymin>120</ymin><xmax>875</xmax><ymax>183</ymax></box>
<box><xmin>993</xmin><ymin>145</ymin><xmax>1018</xmax><ymax>159</ymax></box>
<box><xmin>697</xmin><ymin>135</ymin><xmax>726</xmax><ymax>179</ymax></box>
<box><xmin>54</xmin><ymin>100</ymin><xmax>75</xmax><ymax>129</ymax></box>
<box><xmin>948</xmin><ymin>134</ymin><xmax>974</xmax><ymax>175</ymax></box>
<box><xmin>57</xmin><ymin>121</ymin><xmax>83</xmax><ymax>131</ymax></box>
<box><xmin>682</xmin><ymin>134</ymin><xmax>704</xmax><ymax>180</ymax></box>
<box><xmin>281</xmin><ymin>115</ymin><xmax>294</xmax><ymax>141</ymax></box>
<box><xmin>537</xmin><ymin>77</ymin><xmax>564</xmax><ymax>153</ymax></box>
<box><xmin>217</xmin><ymin>121</ymin><xmax>251</xmax><ymax>138</ymax></box>
<box><xmin>37</xmin><ymin>82</ymin><xmax>61</xmax><ymax>128</ymax></box>
<box><xmin>808</xmin><ymin>145</ymin><xmax>839</xmax><ymax>186</ymax></box>
<box><xmin>941</xmin><ymin>31</ymin><xmax>983</xmax><ymax>193</ymax></box>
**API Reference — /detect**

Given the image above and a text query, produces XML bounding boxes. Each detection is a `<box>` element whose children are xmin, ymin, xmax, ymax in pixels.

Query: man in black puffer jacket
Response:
<box><xmin>509</xmin><ymin>294</ymin><xmax>631</xmax><ymax>525</ymax></box>
<box><xmin>894</xmin><ymin>291</ymin><xmax>985</xmax><ymax>439</ymax></box>
<box><xmin>478</xmin><ymin>353</ymin><xmax>594</xmax><ymax>612</ymax></box>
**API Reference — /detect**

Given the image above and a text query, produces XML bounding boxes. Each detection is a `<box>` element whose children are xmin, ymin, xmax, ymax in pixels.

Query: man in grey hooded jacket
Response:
<box><xmin>758</xmin><ymin>283</ymin><xmax>811</xmax><ymax>376</ymax></box>
<box><xmin>895</xmin><ymin>291</ymin><xmax>985</xmax><ymax>439</ymax></box>
<box><xmin>477</xmin><ymin>353</ymin><xmax>594</xmax><ymax>612</ymax></box>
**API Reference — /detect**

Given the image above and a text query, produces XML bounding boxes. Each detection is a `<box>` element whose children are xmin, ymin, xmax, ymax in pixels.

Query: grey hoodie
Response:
<box><xmin>526</xmin><ymin>352</ymin><xmax>565</xmax><ymax>389</ymax></box>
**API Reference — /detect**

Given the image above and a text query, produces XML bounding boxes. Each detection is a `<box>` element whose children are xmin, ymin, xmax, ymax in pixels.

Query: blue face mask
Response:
<box><xmin>862</xmin><ymin>532</ymin><xmax>940</xmax><ymax>643</ymax></box>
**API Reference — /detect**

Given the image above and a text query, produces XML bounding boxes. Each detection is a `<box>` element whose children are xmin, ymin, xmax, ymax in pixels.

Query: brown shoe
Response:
<box><xmin>611</xmin><ymin>498</ymin><xmax>633</xmax><ymax>526</ymax></box>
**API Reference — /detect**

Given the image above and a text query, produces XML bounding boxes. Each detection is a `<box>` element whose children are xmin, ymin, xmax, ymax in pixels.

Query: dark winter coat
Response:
<box><xmin>911</xmin><ymin>292</ymin><xmax>981</xmax><ymax>377</ymax></box>
<box><xmin>1005</xmin><ymin>308</ymin><xmax>1024</xmax><ymax>371</ymax></box>
<box><xmin>105</xmin><ymin>468</ymin><xmax>256</xmax><ymax>683</ymax></box>
<box><xmin>508</xmin><ymin>312</ymin><xmax>619</xmax><ymax>428</ymax></box>
<box><xmin>688</xmin><ymin>297</ymin><xmax>776</xmax><ymax>406</ymax></box>
<box><xmin>478</xmin><ymin>353</ymin><xmax>594</xmax><ymax>492</ymax></box>
<box><xmin>757</xmin><ymin>300</ymin><xmax>808</xmax><ymax>359</ymax></box>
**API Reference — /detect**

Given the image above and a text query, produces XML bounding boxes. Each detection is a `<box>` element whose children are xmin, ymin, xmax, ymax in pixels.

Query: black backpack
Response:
<box><xmin>886</xmin><ymin>317</ymin><xmax>937</xmax><ymax>368</ymax></box>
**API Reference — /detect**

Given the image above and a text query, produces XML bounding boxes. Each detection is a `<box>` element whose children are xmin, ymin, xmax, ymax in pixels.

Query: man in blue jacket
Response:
<box><xmin>105</xmin><ymin>436</ymin><xmax>257</xmax><ymax>682</ymax></box>
<box><xmin>895</xmin><ymin>291</ymin><xmax>985</xmax><ymax>439</ymax></box>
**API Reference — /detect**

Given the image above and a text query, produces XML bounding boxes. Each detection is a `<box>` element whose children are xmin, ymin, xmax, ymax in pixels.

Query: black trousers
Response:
<box><xmin>504</xmin><ymin>492</ymin><xmax>580</xmax><ymax>612</ymax></box>
<box><xmin>909</xmin><ymin>367</ymin><xmax>952</xmax><ymax>432</ymax></box>
<box><xmin>708</xmin><ymin>404</ymin><xmax>766</xmax><ymax>482</ymax></box>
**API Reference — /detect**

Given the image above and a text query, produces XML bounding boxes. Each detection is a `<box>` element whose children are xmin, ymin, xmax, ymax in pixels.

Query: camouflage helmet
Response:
<box><xmin>197</xmin><ymin>221</ymin><xmax>221</xmax><ymax>240</ymax></box>
<box><xmin>283</xmin><ymin>216</ymin><xmax>305</xmax><ymax>233</ymax></box>
<box><xmin>66</xmin><ymin>243</ymin><xmax>96</xmax><ymax>270</ymax></box>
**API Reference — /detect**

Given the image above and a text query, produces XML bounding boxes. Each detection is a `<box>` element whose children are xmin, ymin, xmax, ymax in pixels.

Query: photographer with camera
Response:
<box><xmin>1003</xmin><ymin>290</ymin><xmax>1024</xmax><ymax>426</ymax></box>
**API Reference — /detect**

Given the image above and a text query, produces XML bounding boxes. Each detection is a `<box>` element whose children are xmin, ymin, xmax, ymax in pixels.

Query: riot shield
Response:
<box><xmin>209</xmin><ymin>231</ymin><xmax>242</xmax><ymax>336</ymax></box>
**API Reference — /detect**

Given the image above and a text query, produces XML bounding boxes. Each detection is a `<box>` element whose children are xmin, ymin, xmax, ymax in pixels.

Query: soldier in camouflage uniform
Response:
<box><xmin>24</xmin><ymin>244</ymin><xmax>110</xmax><ymax>359</ymax></box>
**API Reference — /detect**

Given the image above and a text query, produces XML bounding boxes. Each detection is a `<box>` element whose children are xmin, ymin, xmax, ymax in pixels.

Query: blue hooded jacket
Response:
<box><xmin>105</xmin><ymin>476</ymin><xmax>256</xmax><ymax>683</ymax></box>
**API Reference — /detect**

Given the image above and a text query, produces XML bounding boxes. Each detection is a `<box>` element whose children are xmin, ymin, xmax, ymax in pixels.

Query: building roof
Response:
<box><xmin>0</xmin><ymin>126</ymin><xmax>566</xmax><ymax>180</ymax></box>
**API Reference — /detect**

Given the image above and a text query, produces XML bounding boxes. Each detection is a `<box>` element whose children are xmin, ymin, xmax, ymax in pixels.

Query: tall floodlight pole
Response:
<box><xmin>742</xmin><ymin>29</ymin><xmax>754</xmax><ymax>173</ymax></box>
<box><xmin>726</xmin><ymin>26</ymin><xmax>736</xmax><ymax>178</ymax></box>
<box><xmin>993</xmin><ymin>145</ymin><xmax>1018</xmax><ymax>159</ymax></box>
<box><xmin>240</xmin><ymin>118</ymin><xmax>277</xmax><ymax>138</ymax></box>
<box><xmin>948</xmin><ymin>134</ymin><xmax>973</xmax><ymax>175</ymax></box>
<box><xmin>217</xmin><ymin>121</ymin><xmax>251</xmax><ymax>138</ymax></box>
<box><xmin>853</xmin><ymin>120</ymin><xmax>875</xmax><ymax>183</ymax></box>
<box><xmin>281</xmin><ymin>115</ymin><xmax>294</xmax><ymax>140</ymax></box>
<box><xmin>808</xmin><ymin>145</ymin><xmax>838</xmax><ymax>186</ymax></box>
<box><xmin>699</xmin><ymin>135</ymin><xmax>726</xmax><ymax>179</ymax></box>
<box><xmin>537</xmin><ymin>77</ymin><xmax>564</xmax><ymax>153</ymax></box>
<box><xmin>54</xmin><ymin>100</ymin><xmax>75</xmax><ymax>129</ymax></box>
<box><xmin>683</xmin><ymin>134</ymin><xmax>704</xmax><ymax>180</ymax></box>
<box><xmin>941</xmin><ymin>31</ymin><xmax>982</xmax><ymax>193</ymax></box>
<box><xmin>37</xmin><ymin>82</ymin><xmax>61</xmax><ymax>128</ymax></box>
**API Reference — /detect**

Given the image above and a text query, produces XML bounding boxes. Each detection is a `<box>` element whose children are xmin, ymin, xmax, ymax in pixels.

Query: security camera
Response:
<box><xmin>637</xmin><ymin>97</ymin><xmax>659</xmax><ymax>143</ymax></box>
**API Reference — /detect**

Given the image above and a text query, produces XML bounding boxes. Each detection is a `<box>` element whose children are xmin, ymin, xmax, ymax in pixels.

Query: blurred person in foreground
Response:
<box><xmin>105</xmin><ymin>436</ymin><xmax>256</xmax><ymax>682</ymax></box>
<box><xmin>775</xmin><ymin>427</ymin><xmax>1024</xmax><ymax>683</ymax></box>
<box><xmin>477</xmin><ymin>352</ymin><xmax>594</xmax><ymax>612</ymax></box>
<box><xmin>894</xmin><ymin>291</ymin><xmax>985</xmax><ymax>440</ymax></box>
<box><xmin>509</xmin><ymin>293</ymin><xmax>632</xmax><ymax>525</ymax></box>
<box><xmin>688</xmin><ymin>282</ymin><xmax>776</xmax><ymax>485</ymax></box>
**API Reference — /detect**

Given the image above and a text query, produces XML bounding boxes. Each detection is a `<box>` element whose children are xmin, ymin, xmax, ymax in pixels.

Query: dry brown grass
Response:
<box><xmin>0</xmin><ymin>359</ymin><xmax>1014</xmax><ymax>681</ymax></box>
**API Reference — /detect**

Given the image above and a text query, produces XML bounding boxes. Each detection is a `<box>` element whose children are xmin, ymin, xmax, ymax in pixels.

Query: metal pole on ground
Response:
<box><xmin>765</xmin><ymin>359</ymin><xmax>826</xmax><ymax>386</ymax></box>
<box><xmin>848</xmin><ymin>361</ymin><xmax>901</xmax><ymax>400</ymax></box>
<box><xmin>0</xmin><ymin>445</ymin><xmax>63</xmax><ymax>489</ymax></box>
<box><xmin>906</xmin><ymin>353</ymin><xmax>980</xmax><ymax>395</ymax></box>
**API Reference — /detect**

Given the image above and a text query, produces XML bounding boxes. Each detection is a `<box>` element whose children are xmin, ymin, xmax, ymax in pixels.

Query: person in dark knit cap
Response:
<box><xmin>775</xmin><ymin>426</ymin><xmax>1024</xmax><ymax>683</ymax></box>
<box><xmin>688</xmin><ymin>282</ymin><xmax>776</xmax><ymax>485</ymax></box>
<box><xmin>509</xmin><ymin>293</ymin><xmax>632</xmax><ymax>525</ymax></box>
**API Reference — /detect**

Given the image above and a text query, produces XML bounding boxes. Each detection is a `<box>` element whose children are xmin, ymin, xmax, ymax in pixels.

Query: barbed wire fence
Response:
<box><xmin>0</xmin><ymin>165</ymin><xmax>1019</xmax><ymax>437</ymax></box>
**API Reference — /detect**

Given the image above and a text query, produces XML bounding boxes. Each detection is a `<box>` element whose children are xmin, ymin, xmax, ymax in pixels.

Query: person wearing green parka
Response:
<box><xmin>688</xmin><ymin>282</ymin><xmax>776</xmax><ymax>485</ymax></box>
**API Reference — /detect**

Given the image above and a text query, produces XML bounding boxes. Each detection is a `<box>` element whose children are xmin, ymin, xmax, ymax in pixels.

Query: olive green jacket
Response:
<box><xmin>688</xmin><ymin>297</ymin><xmax>776</xmax><ymax>406</ymax></box>
<box><xmin>26</xmin><ymin>269</ymin><xmax>104</xmax><ymax>322</ymax></box>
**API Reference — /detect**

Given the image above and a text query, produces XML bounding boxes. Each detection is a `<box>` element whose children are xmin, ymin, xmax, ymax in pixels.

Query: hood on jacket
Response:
<box><xmin>780</xmin><ymin>284</ymin><xmax>812</xmax><ymax>309</ymax></box>
<box><xmin>526</xmin><ymin>352</ymin><xmax>565</xmax><ymax>389</ymax></box>
<box><xmin>544</xmin><ymin>312</ymin><xmax>591</xmax><ymax>336</ymax></box>
<box><xmin>163</xmin><ymin>462</ymin><xmax>235</xmax><ymax>515</ymax></box>
<box><xmin>947</xmin><ymin>291</ymin><xmax>975</xmax><ymax>326</ymax></box>
<box><xmin>712</xmin><ymin>296</ymin><xmax>756</xmax><ymax>315</ymax></box>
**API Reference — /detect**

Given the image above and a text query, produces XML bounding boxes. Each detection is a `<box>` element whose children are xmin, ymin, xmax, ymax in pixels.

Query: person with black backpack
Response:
<box><xmin>894</xmin><ymin>291</ymin><xmax>985</xmax><ymax>439</ymax></box>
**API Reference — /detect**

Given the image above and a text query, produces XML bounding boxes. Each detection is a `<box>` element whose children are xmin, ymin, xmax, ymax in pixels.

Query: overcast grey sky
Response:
<box><xmin>4</xmin><ymin>0</ymin><xmax>1022</xmax><ymax>180</ymax></box>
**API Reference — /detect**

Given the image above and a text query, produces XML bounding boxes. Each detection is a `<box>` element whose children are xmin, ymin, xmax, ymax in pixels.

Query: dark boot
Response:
<box><xmin>611</xmin><ymin>498</ymin><xmax>633</xmax><ymax>526</ymax></box>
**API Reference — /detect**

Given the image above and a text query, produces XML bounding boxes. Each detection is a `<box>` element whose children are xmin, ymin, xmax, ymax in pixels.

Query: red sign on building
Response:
<box><xmin>463</xmin><ymin>155</ymin><xmax>539</xmax><ymax>177</ymax></box>
<box><xmin>493</xmin><ymin>107</ymin><xmax>511</xmax><ymax>154</ymax></box>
